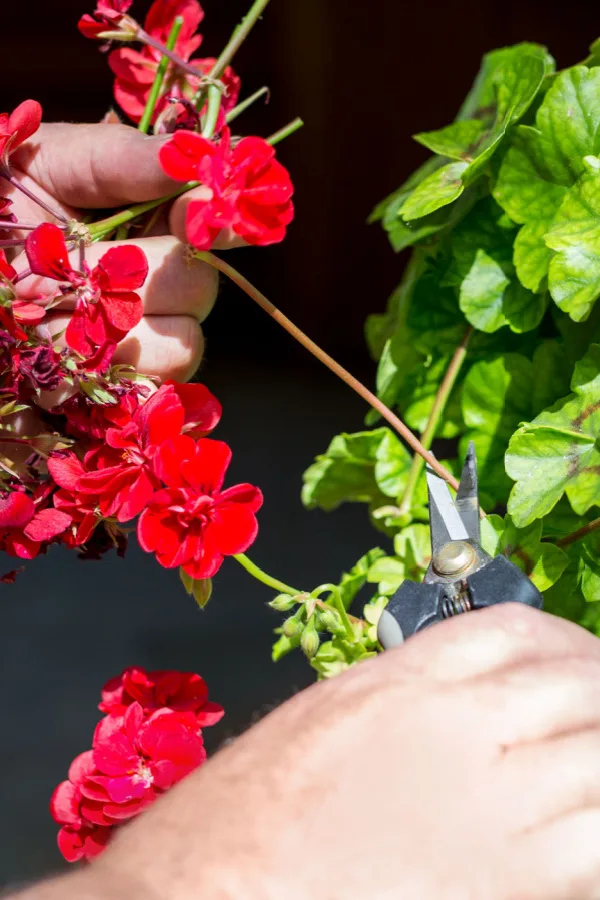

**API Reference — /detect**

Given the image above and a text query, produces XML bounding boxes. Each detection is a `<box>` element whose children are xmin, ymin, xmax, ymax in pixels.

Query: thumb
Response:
<box><xmin>12</xmin><ymin>122</ymin><xmax>180</xmax><ymax>209</ymax></box>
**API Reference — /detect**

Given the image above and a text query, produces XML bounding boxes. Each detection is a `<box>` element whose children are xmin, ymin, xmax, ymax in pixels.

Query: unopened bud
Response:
<box><xmin>317</xmin><ymin>607</ymin><xmax>345</xmax><ymax>635</ymax></box>
<box><xmin>300</xmin><ymin>621</ymin><xmax>320</xmax><ymax>659</ymax></box>
<box><xmin>269</xmin><ymin>593</ymin><xmax>296</xmax><ymax>612</ymax></box>
<box><xmin>282</xmin><ymin>614</ymin><xmax>303</xmax><ymax>638</ymax></box>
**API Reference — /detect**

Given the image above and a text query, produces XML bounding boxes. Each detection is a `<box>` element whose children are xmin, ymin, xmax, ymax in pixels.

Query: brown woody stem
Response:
<box><xmin>194</xmin><ymin>251</ymin><xmax>459</xmax><ymax>490</ymax></box>
<box><xmin>556</xmin><ymin>517</ymin><xmax>600</xmax><ymax>549</ymax></box>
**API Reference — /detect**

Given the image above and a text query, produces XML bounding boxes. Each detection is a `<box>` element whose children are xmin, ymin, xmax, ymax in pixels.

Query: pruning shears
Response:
<box><xmin>377</xmin><ymin>443</ymin><xmax>543</xmax><ymax>649</ymax></box>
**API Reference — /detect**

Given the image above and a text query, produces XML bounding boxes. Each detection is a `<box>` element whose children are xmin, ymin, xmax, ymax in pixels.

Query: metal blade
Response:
<box><xmin>426</xmin><ymin>465</ymin><xmax>469</xmax><ymax>556</ymax></box>
<box><xmin>455</xmin><ymin>441</ymin><xmax>480</xmax><ymax>544</ymax></box>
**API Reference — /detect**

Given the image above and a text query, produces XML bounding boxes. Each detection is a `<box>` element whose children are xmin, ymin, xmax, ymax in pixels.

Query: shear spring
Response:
<box><xmin>441</xmin><ymin>594</ymin><xmax>472</xmax><ymax>619</ymax></box>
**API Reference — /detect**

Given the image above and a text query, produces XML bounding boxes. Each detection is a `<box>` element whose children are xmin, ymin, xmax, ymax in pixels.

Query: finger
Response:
<box><xmin>48</xmin><ymin>313</ymin><xmax>204</xmax><ymax>383</ymax></box>
<box><xmin>12</xmin><ymin>123</ymin><xmax>179</xmax><ymax>209</ymax></box>
<box><xmin>382</xmin><ymin>604</ymin><xmax>600</xmax><ymax>684</ymax></box>
<box><xmin>15</xmin><ymin>236</ymin><xmax>219</xmax><ymax>322</ymax></box>
<box><xmin>509</xmin><ymin>809</ymin><xmax>600</xmax><ymax>899</ymax></box>
<box><xmin>168</xmin><ymin>184</ymin><xmax>246</xmax><ymax>249</ymax></box>
<box><xmin>2</xmin><ymin>170</ymin><xmax>77</xmax><ymax>225</ymax></box>
<box><xmin>502</xmin><ymin>728</ymin><xmax>600</xmax><ymax>835</ymax></box>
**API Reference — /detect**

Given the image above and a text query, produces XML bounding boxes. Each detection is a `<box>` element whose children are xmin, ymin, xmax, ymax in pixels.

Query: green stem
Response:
<box><xmin>226</xmin><ymin>86</ymin><xmax>270</xmax><ymax>123</ymax></box>
<box><xmin>209</xmin><ymin>0</ymin><xmax>272</xmax><ymax>82</ymax></box>
<box><xmin>267</xmin><ymin>117</ymin><xmax>304</xmax><ymax>147</ymax></box>
<box><xmin>556</xmin><ymin>516</ymin><xmax>600</xmax><ymax>549</ymax></box>
<box><xmin>201</xmin><ymin>83</ymin><xmax>223</xmax><ymax>139</ymax></box>
<box><xmin>193</xmin><ymin>251</ymin><xmax>459</xmax><ymax>491</ymax></box>
<box><xmin>398</xmin><ymin>326</ymin><xmax>473</xmax><ymax>517</ymax></box>
<box><xmin>138</xmin><ymin>16</ymin><xmax>183</xmax><ymax>134</ymax></box>
<box><xmin>311</xmin><ymin>583</ymin><xmax>355</xmax><ymax>642</ymax></box>
<box><xmin>234</xmin><ymin>553</ymin><xmax>302</xmax><ymax>595</ymax></box>
<box><xmin>88</xmin><ymin>182</ymin><xmax>200</xmax><ymax>241</ymax></box>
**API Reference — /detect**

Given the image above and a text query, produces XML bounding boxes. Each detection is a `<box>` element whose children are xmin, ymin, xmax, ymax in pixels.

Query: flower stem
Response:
<box><xmin>194</xmin><ymin>251</ymin><xmax>459</xmax><ymax>490</ymax></box>
<box><xmin>226</xmin><ymin>87</ymin><xmax>270</xmax><ymax>124</ymax></box>
<box><xmin>234</xmin><ymin>552</ymin><xmax>302</xmax><ymax>595</ymax></box>
<box><xmin>209</xmin><ymin>0</ymin><xmax>272</xmax><ymax>82</ymax></box>
<box><xmin>0</xmin><ymin>222</ymin><xmax>46</xmax><ymax>231</ymax></box>
<box><xmin>0</xmin><ymin>173</ymin><xmax>68</xmax><ymax>224</ymax></box>
<box><xmin>138</xmin><ymin>16</ymin><xmax>183</xmax><ymax>135</ymax></box>
<box><xmin>88</xmin><ymin>182</ymin><xmax>199</xmax><ymax>240</ymax></box>
<box><xmin>398</xmin><ymin>326</ymin><xmax>472</xmax><ymax>516</ymax></box>
<box><xmin>267</xmin><ymin>118</ymin><xmax>304</xmax><ymax>147</ymax></box>
<box><xmin>556</xmin><ymin>516</ymin><xmax>600</xmax><ymax>549</ymax></box>
<box><xmin>311</xmin><ymin>583</ymin><xmax>355</xmax><ymax>641</ymax></box>
<box><xmin>136</xmin><ymin>29</ymin><xmax>204</xmax><ymax>81</ymax></box>
<box><xmin>201</xmin><ymin>84</ymin><xmax>223</xmax><ymax>139</ymax></box>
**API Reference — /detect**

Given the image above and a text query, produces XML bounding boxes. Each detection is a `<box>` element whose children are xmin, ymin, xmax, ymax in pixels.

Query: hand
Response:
<box><xmin>8</xmin><ymin>121</ymin><xmax>232</xmax><ymax>382</ymax></box>
<box><xmin>68</xmin><ymin>604</ymin><xmax>600</xmax><ymax>900</ymax></box>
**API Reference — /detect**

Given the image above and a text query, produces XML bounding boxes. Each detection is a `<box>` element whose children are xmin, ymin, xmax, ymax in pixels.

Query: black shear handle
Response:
<box><xmin>377</xmin><ymin>556</ymin><xmax>543</xmax><ymax>649</ymax></box>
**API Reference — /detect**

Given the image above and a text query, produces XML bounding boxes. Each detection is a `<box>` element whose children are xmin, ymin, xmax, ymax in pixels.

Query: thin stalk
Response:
<box><xmin>226</xmin><ymin>86</ymin><xmax>270</xmax><ymax>123</ymax></box>
<box><xmin>194</xmin><ymin>251</ymin><xmax>459</xmax><ymax>489</ymax></box>
<box><xmin>209</xmin><ymin>0</ymin><xmax>272</xmax><ymax>82</ymax></box>
<box><xmin>556</xmin><ymin>517</ymin><xmax>600</xmax><ymax>549</ymax></box>
<box><xmin>311</xmin><ymin>583</ymin><xmax>355</xmax><ymax>642</ymax></box>
<box><xmin>267</xmin><ymin>117</ymin><xmax>304</xmax><ymax>147</ymax></box>
<box><xmin>201</xmin><ymin>84</ymin><xmax>223</xmax><ymax>139</ymax></box>
<box><xmin>138</xmin><ymin>16</ymin><xmax>183</xmax><ymax>135</ymax></box>
<box><xmin>0</xmin><ymin>173</ymin><xmax>68</xmax><ymax>224</ymax></box>
<box><xmin>13</xmin><ymin>268</ymin><xmax>31</xmax><ymax>283</ymax></box>
<box><xmin>0</xmin><ymin>222</ymin><xmax>46</xmax><ymax>231</ymax></box>
<box><xmin>88</xmin><ymin>181</ymin><xmax>199</xmax><ymax>240</ymax></box>
<box><xmin>136</xmin><ymin>29</ymin><xmax>206</xmax><ymax>82</ymax></box>
<box><xmin>234</xmin><ymin>552</ymin><xmax>302</xmax><ymax>595</ymax></box>
<box><xmin>399</xmin><ymin>326</ymin><xmax>473</xmax><ymax>517</ymax></box>
<box><xmin>0</xmin><ymin>238</ymin><xmax>26</xmax><ymax>248</ymax></box>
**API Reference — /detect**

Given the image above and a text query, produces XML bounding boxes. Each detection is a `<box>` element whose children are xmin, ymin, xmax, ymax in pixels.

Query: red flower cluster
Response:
<box><xmin>51</xmin><ymin>667</ymin><xmax>223</xmax><ymax>862</ymax></box>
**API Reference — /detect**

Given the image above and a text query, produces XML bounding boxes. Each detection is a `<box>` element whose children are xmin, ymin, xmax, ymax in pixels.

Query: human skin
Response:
<box><xmin>14</xmin><ymin>603</ymin><xmax>600</xmax><ymax>900</ymax></box>
<box><xmin>7</xmin><ymin>126</ymin><xmax>600</xmax><ymax>899</ymax></box>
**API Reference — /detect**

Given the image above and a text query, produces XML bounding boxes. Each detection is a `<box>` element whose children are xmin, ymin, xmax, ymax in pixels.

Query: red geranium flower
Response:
<box><xmin>78</xmin><ymin>0</ymin><xmax>135</xmax><ymax>40</ymax></box>
<box><xmin>108</xmin><ymin>0</ymin><xmax>240</xmax><ymax>126</ymax></box>
<box><xmin>0</xmin><ymin>100</ymin><xmax>42</xmax><ymax>170</ymax></box>
<box><xmin>48</xmin><ymin>454</ymin><xmax>101</xmax><ymax>547</ymax></box>
<box><xmin>50</xmin><ymin>751</ymin><xmax>112</xmax><ymax>863</ymax></box>
<box><xmin>138</xmin><ymin>436</ymin><xmax>262</xmax><ymax>579</ymax></box>
<box><xmin>99</xmin><ymin>667</ymin><xmax>224</xmax><ymax>726</ymax></box>
<box><xmin>25</xmin><ymin>223</ymin><xmax>148</xmax><ymax>368</ymax></box>
<box><xmin>77</xmin><ymin>381</ymin><xmax>222</xmax><ymax>522</ymax></box>
<box><xmin>0</xmin><ymin>489</ymin><xmax>71</xmax><ymax>559</ymax></box>
<box><xmin>159</xmin><ymin>128</ymin><xmax>294</xmax><ymax>249</ymax></box>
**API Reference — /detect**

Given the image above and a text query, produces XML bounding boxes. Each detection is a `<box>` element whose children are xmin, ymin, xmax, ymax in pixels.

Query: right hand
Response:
<box><xmin>83</xmin><ymin>604</ymin><xmax>600</xmax><ymax>899</ymax></box>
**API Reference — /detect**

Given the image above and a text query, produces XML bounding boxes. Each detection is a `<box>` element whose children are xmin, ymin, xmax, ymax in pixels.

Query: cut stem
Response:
<box><xmin>556</xmin><ymin>517</ymin><xmax>600</xmax><ymax>549</ymax></box>
<box><xmin>234</xmin><ymin>552</ymin><xmax>302</xmax><ymax>595</ymax></box>
<box><xmin>194</xmin><ymin>251</ymin><xmax>458</xmax><ymax>490</ymax></box>
<box><xmin>226</xmin><ymin>86</ymin><xmax>270</xmax><ymax>123</ymax></box>
<box><xmin>267</xmin><ymin>117</ymin><xmax>304</xmax><ymax>146</ymax></box>
<box><xmin>399</xmin><ymin>326</ymin><xmax>473</xmax><ymax>516</ymax></box>
<box><xmin>88</xmin><ymin>182</ymin><xmax>199</xmax><ymax>240</ymax></box>
<box><xmin>201</xmin><ymin>84</ymin><xmax>223</xmax><ymax>139</ymax></box>
<box><xmin>138</xmin><ymin>16</ymin><xmax>184</xmax><ymax>135</ymax></box>
<box><xmin>209</xmin><ymin>0</ymin><xmax>272</xmax><ymax>82</ymax></box>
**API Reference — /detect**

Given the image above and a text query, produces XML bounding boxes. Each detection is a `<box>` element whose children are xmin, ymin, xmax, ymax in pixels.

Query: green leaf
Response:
<box><xmin>545</xmin><ymin>161</ymin><xmax>600</xmax><ymax>321</ymax></box>
<box><xmin>459</xmin><ymin>248</ymin><xmax>510</xmax><ymax>332</ymax></box>
<box><xmin>480</xmin><ymin>514</ymin><xmax>505</xmax><ymax>557</ymax></box>
<box><xmin>374</xmin><ymin>431</ymin><xmax>412</xmax><ymax>497</ymax></box>
<box><xmin>337</xmin><ymin>548</ymin><xmax>386</xmax><ymax>609</ymax></box>
<box><xmin>531</xmin><ymin>341</ymin><xmax>572</xmax><ymax>415</ymax></box>
<box><xmin>272</xmin><ymin>633</ymin><xmax>300</xmax><ymax>662</ymax></box>
<box><xmin>400</xmin><ymin>162</ymin><xmax>468</xmax><ymax>221</ymax></box>
<box><xmin>366</xmin><ymin>524</ymin><xmax>431</xmax><ymax>595</ymax></box>
<box><xmin>366</xmin><ymin>556</ymin><xmax>406</xmax><ymax>595</ymax></box>
<box><xmin>302</xmin><ymin>429</ymin><xmax>404</xmax><ymax>512</ymax></box>
<box><xmin>535</xmin><ymin>67</ymin><xmax>600</xmax><ymax>181</ymax></box>
<box><xmin>580</xmin><ymin>532</ymin><xmax>600</xmax><ymax>602</ymax></box>
<box><xmin>414</xmin><ymin>120</ymin><xmax>488</xmax><ymax>160</ymax></box>
<box><xmin>506</xmin><ymin>343</ymin><xmax>600</xmax><ymax>525</ymax></box>
<box><xmin>499</xmin><ymin>516</ymin><xmax>569</xmax><ymax>590</ymax></box>
<box><xmin>461</xmin><ymin>354</ymin><xmax>534</xmax><ymax>505</ymax></box>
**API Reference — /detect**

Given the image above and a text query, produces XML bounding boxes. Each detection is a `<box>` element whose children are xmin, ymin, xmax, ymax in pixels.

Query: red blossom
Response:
<box><xmin>59</xmin><ymin>391</ymin><xmax>139</xmax><ymax>440</ymax></box>
<box><xmin>25</xmin><ymin>223</ymin><xmax>148</xmax><ymax>368</ymax></box>
<box><xmin>0</xmin><ymin>489</ymin><xmax>72</xmax><ymax>559</ymax></box>
<box><xmin>17</xmin><ymin>344</ymin><xmax>62</xmax><ymax>390</ymax></box>
<box><xmin>0</xmin><ymin>100</ymin><xmax>42</xmax><ymax>169</ymax></box>
<box><xmin>108</xmin><ymin>0</ymin><xmax>240</xmax><ymax>126</ymax></box>
<box><xmin>79</xmin><ymin>0</ymin><xmax>135</xmax><ymax>40</ymax></box>
<box><xmin>138</xmin><ymin>436</ymin><xmax>262</xmax><ymax>579</ymax></box>
<box><xmin>99</xmin><ymin>667</ymin><xmax>224</xmax><ymax>726</ymax></box>
<box><xmin>50</xmin><ymin>751</ymin><xmax>112</xmax><ymax>863</ymax></box>
<box><xmin>48</xmin><ymin>454</ymin><xmax>101</xmax><ymax>547</ymax></box>
<box><xmin>159</xmin><ymin>128</ymin><xmax>294</xmax><ymax>249</ymax></box>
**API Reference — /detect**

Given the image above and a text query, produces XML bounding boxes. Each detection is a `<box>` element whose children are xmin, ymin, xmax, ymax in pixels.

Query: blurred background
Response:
<box><xmin>0</xmin><ymin>0</ymin><xmax>596</xmax><ymax>887</ymax></box>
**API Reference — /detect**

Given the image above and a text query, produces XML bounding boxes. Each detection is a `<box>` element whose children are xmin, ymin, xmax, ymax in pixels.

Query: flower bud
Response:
<box><xmin>300</xmin><ymin>620</ymin><xmax>320</xmax><ymax>659</ymax></box>
<box><xmin>317</xmin><ymin>607</ymin><xmax>345</xmax><ymax>635</ymax></box>
<box><xmin>282</xmin><ymin>614</ymin><xmax>303</xmax><ymax>638</ymax></box>
<box><xmin>269</xmin><ymin>593</ymin><xmax>297</xmax><ymax>612</ymax></box>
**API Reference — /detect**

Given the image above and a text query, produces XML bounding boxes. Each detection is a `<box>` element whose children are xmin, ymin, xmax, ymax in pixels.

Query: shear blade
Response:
<box><xmin>455</xmin><ymin>441</ymin><xmax>481</xmax><ymax>544</ymax></box>
<box><xmin>426</xmin><ymin>442</ymin><xmax>481</xmax><ymax>556</ymax></box>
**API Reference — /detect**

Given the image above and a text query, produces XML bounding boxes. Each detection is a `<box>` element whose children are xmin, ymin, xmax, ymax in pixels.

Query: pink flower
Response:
<box><xmin>138</xmin><ymin>436</ymin><xmax>263</xmax><ymax>579</ymax></box>
<box><xmin>25</xmin><ymin>223</ymin><xmax>148</xmax><ymax>368</ymax></box>
<box><xmin>77</xmin><ymin>381</ymin><xmax>222</xmax><ymax>522</ymax></box>
<box><xmin>99</xmin><ymin>667</ymin><xmax>224</xmax><ymax>726</ymax></box>
<box><xmin>0</xmin><ymin>100</ymin><xmax>42</xmax><ymax>170</ymax></box>
<box><xmin>159</xmin><ymin>128</ymin><xmax>294</xmax><ymax>249</ymax></box>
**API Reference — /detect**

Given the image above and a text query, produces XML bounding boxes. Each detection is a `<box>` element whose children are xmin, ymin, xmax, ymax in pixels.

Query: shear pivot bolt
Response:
<box><xmin>432</xmin><ymin>541</ymin><xmax>476</xmax><ymax>577</ymax></box>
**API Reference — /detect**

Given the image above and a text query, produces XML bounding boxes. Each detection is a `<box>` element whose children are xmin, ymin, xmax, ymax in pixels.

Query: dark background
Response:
<box><xmin>0</xmin><ymin>0</ymin><xmax>596</xmax><ymax>888</ymax></box>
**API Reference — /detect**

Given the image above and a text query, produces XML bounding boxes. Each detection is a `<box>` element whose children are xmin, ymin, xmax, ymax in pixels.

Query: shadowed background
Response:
<box><xmin>0</xmin><ymin>0</ymin><xmax>596</xmax><ymax>886</ymax></box>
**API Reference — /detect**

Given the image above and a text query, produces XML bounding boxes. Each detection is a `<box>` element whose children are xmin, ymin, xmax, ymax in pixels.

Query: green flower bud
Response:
<box><xmin>300</xmin><ymin>619</ymin><xmax>320</xmax><ymax>659</ymax></box>
<box><xmin>317</xmin><ymin>607</ymin><xmax>345</xmax><ymax>635</ymax></box>
<box><xmin>282</xmin><ymin>614</ymin><xmax>303</xmax><ymax>638</ymax></box>
<box><xmin>269</xmin><ymin>593</ymin><xmax>296</xmax><ymax>612</ymax></box>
